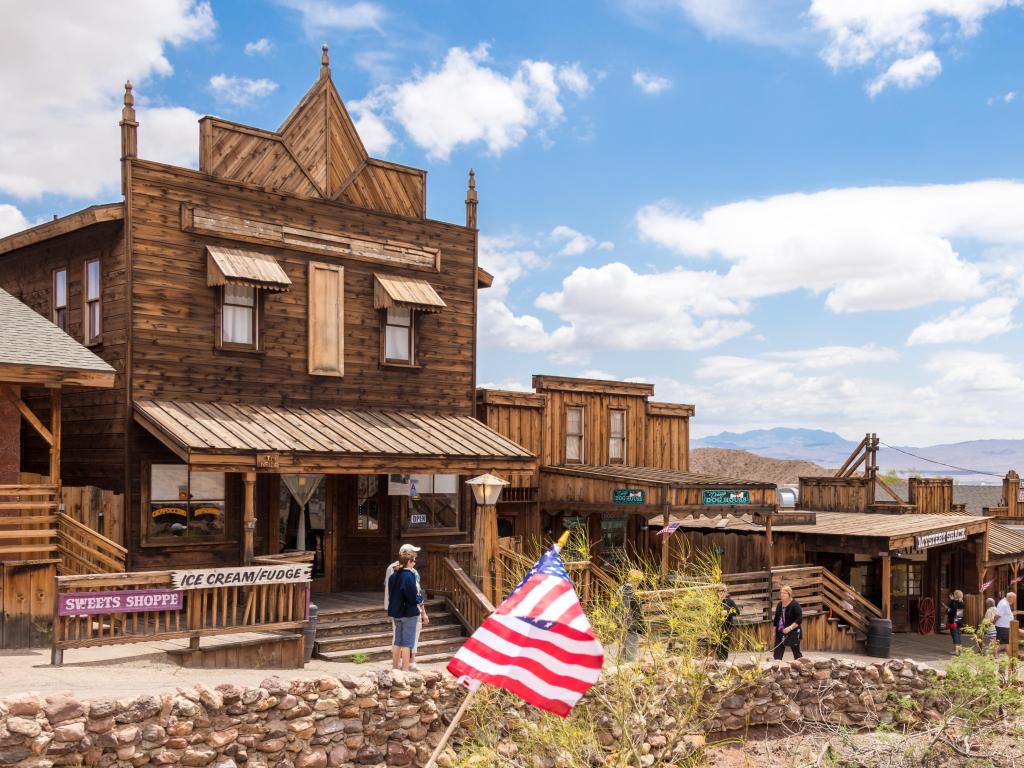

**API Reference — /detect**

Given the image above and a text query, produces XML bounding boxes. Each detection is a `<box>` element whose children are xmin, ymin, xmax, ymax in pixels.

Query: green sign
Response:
<box><xmin>702</xmin><ymin>489</ymin><xmax>750</xmax><ymax>505</ymax></box>
<box><xmin>612</xmin><ymin>489</ymin><xmax>646</xmax><ymax>505</ymax></box>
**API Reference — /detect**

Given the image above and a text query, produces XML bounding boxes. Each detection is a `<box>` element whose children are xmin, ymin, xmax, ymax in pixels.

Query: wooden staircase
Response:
<box><xmin>313</xmin><ymin>598</ymin><xmax>468</xmax><ymax>664</ymax></box>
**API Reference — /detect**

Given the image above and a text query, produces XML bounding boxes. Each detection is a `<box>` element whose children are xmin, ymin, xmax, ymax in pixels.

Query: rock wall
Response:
<box><xmin>0</xmin><ymin>659</ymin><xmax>944</xmax><ymax>768</ymax></box>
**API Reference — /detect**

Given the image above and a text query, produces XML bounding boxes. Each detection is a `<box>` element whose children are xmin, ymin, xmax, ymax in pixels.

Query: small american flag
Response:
<box><xmin>446</xmin><ymin>537</ymin><xmax>604</xmax><ymax>717</ymax></box>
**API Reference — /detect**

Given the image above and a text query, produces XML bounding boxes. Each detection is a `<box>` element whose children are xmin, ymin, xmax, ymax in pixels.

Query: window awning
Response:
<box><xmin>206</xmin><ymin>246</ymin><xmax>291</xmax><ymax>292</ymax></box>
<box><xmin>373</xmin><ymin>274</ymin><xmax>446</xmax><ymax>313</ymax></box>
<box><xmin>133</xmin><ymin>399</ymin><xmax>536</xmax><ymax>474</ymax></box>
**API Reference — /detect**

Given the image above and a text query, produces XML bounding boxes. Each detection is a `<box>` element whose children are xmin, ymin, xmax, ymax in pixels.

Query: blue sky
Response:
<box><xmin>3</xmin><ymin>0</ymin><xmax>1024</xmax><ymax>445</ymax></box>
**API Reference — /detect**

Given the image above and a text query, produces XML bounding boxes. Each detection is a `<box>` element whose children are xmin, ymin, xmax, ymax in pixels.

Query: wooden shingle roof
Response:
<box><xmin>0</xmin><ymin>288</ymin><xmax>115</xmax><ymax>387</ymax></box>
<box><xmin>544</xmin><ymin>464</ymin><xmax>775</xmax><ymax>489</ymax></box>
<box><xmin>206</xmin><ymin>246</ymin><xmax>292</xmax><ymax>291</ymax></box>
<box><xmin>134</xmin><ymin>399</ymin><xmax>536</xmax><ymax>473</ymax></box>
<box><xmin>987</xmin><ymin>523</ymin><xmax>1024</xmax><ymax>564</ymax></box>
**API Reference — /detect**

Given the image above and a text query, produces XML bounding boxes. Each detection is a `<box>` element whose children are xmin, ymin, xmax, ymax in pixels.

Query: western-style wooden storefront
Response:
<box><xmin>0</xmin><ymin>46</ymin><xmax>535</xmax><ymax>602</ymax></box>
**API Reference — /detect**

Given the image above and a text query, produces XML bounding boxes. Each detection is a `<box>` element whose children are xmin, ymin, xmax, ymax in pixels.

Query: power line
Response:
<box><xmin>878</xmin><ymin>441</ymin><xmax>1005</xmax><ymax>478</ymax></box>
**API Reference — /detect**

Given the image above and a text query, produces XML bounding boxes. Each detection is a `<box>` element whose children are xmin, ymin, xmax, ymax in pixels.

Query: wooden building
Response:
<box><xmin>0</xmin><ymin>47</ymin><xmax>536</xmax><ymax>592</ymax></box>
<box><xmin>476</xmin><ymin>376</ymin><xmax>776</xmax><ymax>570</ymax></box>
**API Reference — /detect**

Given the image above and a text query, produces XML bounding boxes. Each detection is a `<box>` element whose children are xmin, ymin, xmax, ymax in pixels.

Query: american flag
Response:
<box><xmin>446</xmin><ymin>538</ymin><xmax>604</xmax><ymax>717</ymax></box>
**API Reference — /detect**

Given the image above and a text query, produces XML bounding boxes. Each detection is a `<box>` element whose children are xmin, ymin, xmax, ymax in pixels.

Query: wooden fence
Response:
<box><xmin>20</xmin><ymin>474</ymin><xmax>124</xmax><ymax>546</ymax></box>
<box><xmin>52</xmin><ymin>570</ymin><xmax>309</xmax><ymax>664</ymax></box>
<box><xmin>0</xmin><ymin>559</ymin><xmax>58</xmax><ymax>648</ymax></box>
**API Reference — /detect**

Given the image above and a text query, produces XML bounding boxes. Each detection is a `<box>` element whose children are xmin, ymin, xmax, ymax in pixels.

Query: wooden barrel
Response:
<box><xmin>866</xmin><ymin>618</ymin><xmax>892</xmax><ymax>658</ymax></box>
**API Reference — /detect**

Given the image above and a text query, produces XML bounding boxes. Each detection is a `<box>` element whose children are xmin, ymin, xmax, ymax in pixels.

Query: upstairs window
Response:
<box><xmin>52</xmin><ymin>268</ymin><xmax>68</xmax><ymax>332</ymax></box>
<box><xmin>220</xmin><ymin>284</ymin><xmax>260</xmax><ymax>349</ymax></box>
<box><xmin>84</xmin><ymin>258</ymin><xmax>101</xmax><ymax>345</ymax></box>
<box><xmin>566</xmin><ymin>406</ymin><xmax>584</xmax><ymax>464</ymax></box>
<box><xmin>609</xmin><ymin>409</ymin><xmax>626</xmax><ymax>463</ymax></box>
<box><xmin>384</xmin><ymin>306</ymin><xmax>414</xmax><ymax>364</ymax></box>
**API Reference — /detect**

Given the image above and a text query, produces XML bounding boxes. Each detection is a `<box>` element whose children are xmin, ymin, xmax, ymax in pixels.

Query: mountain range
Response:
<box><xmin>692</xmin><ymin>428</ymin><xmax>1022</xmax><ymax>484</ymax></box>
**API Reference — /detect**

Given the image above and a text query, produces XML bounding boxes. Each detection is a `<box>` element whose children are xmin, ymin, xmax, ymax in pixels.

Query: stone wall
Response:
<box><xmin>0</xmin><ymin>659</ymin><xmax>944</xmax><ymax>768</ymax></box>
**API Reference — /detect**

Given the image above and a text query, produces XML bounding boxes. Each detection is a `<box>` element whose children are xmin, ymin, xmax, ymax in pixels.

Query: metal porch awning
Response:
<box><xmin>373</xmin><ymin>274</ymin><xmax>446</xmax><ymax>313</ymax></box>
<box><xmin>133</xmin><ymin>399</ymin><xmax>536</xmax><ymax>474</ymax></box>
<box><xmin>206</xmin><ymin>246</ymin><xmax>292</xmax><ymax>292</ymax></box>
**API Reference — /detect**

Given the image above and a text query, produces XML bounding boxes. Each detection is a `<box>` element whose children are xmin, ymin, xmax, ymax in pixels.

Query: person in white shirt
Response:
<box><xmin>994</xmin><ymin>591</ymin><xmax>1016</xmax><ymax>656</ymax></box>
<box><xmin>384</xmin><ymin>544</ymin><xmax>429</xmax><ymax>669</ymax></box>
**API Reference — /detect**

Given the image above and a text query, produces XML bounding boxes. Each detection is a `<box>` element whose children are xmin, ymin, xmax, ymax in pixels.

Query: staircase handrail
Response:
<box><xmin>441</xmin><ymin>556</ymin><xmax>494</xmax><ymax>633</ymax></box>
<box><xmin>56</xmin><ymin>512</ymin><xmax>126</xmax><ymax>575</ymax></box>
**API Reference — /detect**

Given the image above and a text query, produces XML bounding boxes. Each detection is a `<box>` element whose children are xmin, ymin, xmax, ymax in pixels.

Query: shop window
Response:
<box><xmin>356</xmin><ymin>475</ymin><xmax>382</xmax><ymax>532</ymax></box>
<box><xmin>384</xmin><ymin>306</ymin><xmax>415</xmax><ymax>364</ymax></box>
<box><xmin>403</xmin><ymin>474</ymin><xmax>460</xmax><ymax>533</ymax></box>
<box><xmin>147</xmin><ymin>465</ymin><xmax>225</xmax><ymax>542</ymax></box>
<box><xmin>609</xmin><ymin>409</ymin><xmax>625</xmax><ymax>463</ymax></box>
<box><xmin>892</xmin><ymin>562</ymin><xmax>923</xmax><ymax>598</ymax></box>
<box><xmin>566</xmin><ymin>406</ymin><xmax>584</xmax><ymax>464</ymax></box>
<box><xmin>84</xmin><ymin>258</ymin><xmax>101</xmax><ymax>345</ymax></box>
<box><xmin>52</xmin><ymin>268</ymin><xmax>68</xmax><ymax>332</ymax></box>
<box><xmin>220</xmin><ymin>285</ymin><xmax>261</xmax><ymax>350</ymax></box>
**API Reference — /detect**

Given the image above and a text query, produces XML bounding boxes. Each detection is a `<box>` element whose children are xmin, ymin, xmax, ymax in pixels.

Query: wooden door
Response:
<box><xmin>279</xmin><ymin>477</ymin><xmax>334</xmax><ymax>593</ymax></box>
<box><xmin>337</xmin><ymin>475</ymin><xmax>392</xmax><ymax>592</ymax></box>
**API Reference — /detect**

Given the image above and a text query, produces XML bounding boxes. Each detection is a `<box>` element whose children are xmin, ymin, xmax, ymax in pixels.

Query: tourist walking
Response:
<box><xmin>386</xmin><ymin>552</ymin><xmax>422</xmax><ymax>671</ymax></box>
<box><xmin>995</xmin><ymin>591</ymin><xmax>1017</xmax><ymax>656</ymax></box>
<box><xmin>717</xmin><ymin>585</ymin><xmax>739</xmax><ymax>660</ymax></box>
<box><xmin>772</xmin><ymin>585</ymin><xmax>803</xmax><ymax>660</ymax></box>
<box><xmin>620</xmin><ymin>569</ymin><xmax>646</xmax><ymax>662</ymax></box>
<box><xmin>384</xmin><ymin>544</ymin><xmax>429</xmax><ymax>669</ymax></box>
<box><xmin>981</xmin><ymin>597</ymin><xmax>998</xmax><ymax>651</ymax></box>
<box><xmin>946</xmin><ymin>589</ymin><xmax>966</xmax><ymax>651</ymax></box>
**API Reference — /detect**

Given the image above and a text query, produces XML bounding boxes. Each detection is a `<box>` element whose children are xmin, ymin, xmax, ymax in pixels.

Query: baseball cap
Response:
<box><xmin>399</xmin><ymin>544</ymin><xmax>422</xmax><ymax>555</ymax></box>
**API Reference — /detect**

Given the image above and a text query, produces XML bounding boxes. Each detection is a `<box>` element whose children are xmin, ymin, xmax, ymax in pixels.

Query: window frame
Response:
<box><xmin>565</xmin><ymin>406</ymin><xmax>585</xmax><ymax>464</ymax></box>
<box><xmin>381</xmin><ymin>306</ymin><xmax>418</xmax><ymax>367</ymax></box>
<box><xmin>400</xmin><ymin>473</ymin><xmax>462</xmax><ymax>535</ymax></box>
<box><xmin>609</xmin><ymin>408</ymin><xmax>626</xmax><ymax>464</ymax></box>
<box><xmin>52</xmin><ymin>267</ymin><xmax>68</xmax><ymax>332</ymax></box>
<box><xmin>141</xmin><ymin>462</ymin><xmax>233</xmax><ymax>547</ymax></box>
<box><xmin>217</xmin><ymin>284</ymin><xmax>263</xmax><ymax>352</ymax></box>
<box><xmin>83</xmin><ymin>258</ymin><xmax>101</xmax><ymax>346</ymax></box>
<box><xmin>352</xmin><ymin>474</ymin><xmax>386</xmax><ymax>536</ymax></box>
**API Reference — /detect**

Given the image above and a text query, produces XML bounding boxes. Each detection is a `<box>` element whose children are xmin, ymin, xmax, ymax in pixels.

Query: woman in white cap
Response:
<box><xmin>384</xmin><ymin>544</ymin><xmax>429</xmax><ymax>668</ymax></box>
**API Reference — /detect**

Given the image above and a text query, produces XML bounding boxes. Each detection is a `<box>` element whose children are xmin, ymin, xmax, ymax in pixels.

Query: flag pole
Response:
<box><xmin>425</xmin><ymin>686</ymin><xmax>478</xmax><ymax>768</ymax></box>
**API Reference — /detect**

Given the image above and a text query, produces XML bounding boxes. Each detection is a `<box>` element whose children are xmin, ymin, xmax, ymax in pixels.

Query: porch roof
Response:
<box><xmin>986</xmin><ymin>522</ymin><xmax>1024</xmax><ymax>566</ymax></box>
<box><xmin>134</xmin><ymin>399</ymin><xmax>537</xmax><ymax>473</ymax></box>
<box><xmin>657</xmin><ymin>511</ymin><xmax>987</xmax><ymax>550</ymax></box>
<box><xmin>543</xmin><ymin>464</ymin><xmax>775</xmax><ymax>489</ymax></box>
<box><xmin>0</xmin><ymin>288</ymin><xmax>116</xmax><ymax>387</ymax></box>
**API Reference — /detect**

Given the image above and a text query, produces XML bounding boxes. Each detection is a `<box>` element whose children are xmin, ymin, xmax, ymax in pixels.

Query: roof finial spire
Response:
<box><xmin>122</xmin><ymin>80</ymin><xmax>135</xmax><ymax>116</ymax></box>
<box><xmin>119</xmin><ymin>80</ymin><xmax>138</xmax><ymax>195</ymax></box>
<box><xmin>465</xmin><ymin>168</ymin><xmax>478</xmax><ymax>229</ymax></box>
<box><xmin>320</xmin><ymin>43</ymin><xmax>331</xmax><ymax>78</ymax></box>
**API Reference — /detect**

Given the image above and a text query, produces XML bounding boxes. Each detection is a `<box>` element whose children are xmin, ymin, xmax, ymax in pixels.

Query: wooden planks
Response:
<box><xmin>0</xmin><ymin>560</ymin><xmax>57</xmax><ymax>648</ymax></box>
<box><xmin>308</xmin><ymin>262</ymin><xmax>345</xmax><ymax>377</ymax></box>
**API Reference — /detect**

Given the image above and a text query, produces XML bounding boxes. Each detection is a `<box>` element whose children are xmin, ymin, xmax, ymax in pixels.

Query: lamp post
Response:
<box><xmin>467</xmin><ymin>473</ymin><xmax>509</xmax><ymax>604</ymax></box>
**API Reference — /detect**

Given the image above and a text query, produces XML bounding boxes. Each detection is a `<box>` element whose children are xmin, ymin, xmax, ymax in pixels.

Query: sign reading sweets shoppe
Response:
<box><xmin>171</xmin><ymin>564</ymin><xmax>312</xmax><ymax>590</ymax></box>
<box><xmin>58</xmin><ymin>589</ymin><xmax>182</xmax><ymax>617</ymax></box>
<box><xmin>915</xmin><ymin>528</ymin><xmax>968</xmax><ymax>550</ymax></box>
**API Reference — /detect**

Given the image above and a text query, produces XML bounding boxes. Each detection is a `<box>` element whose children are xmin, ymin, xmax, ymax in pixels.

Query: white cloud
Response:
<box><xmin>907</xmin><ymin>297</ymin><xmax>1018</xmax><ymax>345</ymax></box>
<box><xmin>920</xmin><ymin>350</ymin><xmax>1024</xmax><ymax>397</ymax></box>
<box><xmin>766</xmin><ymin>344</ymin><xmax>899</xmax><ymax>368</ymax></box>
<box><xmin>209</xmin><ymin>75</ymin><xmax>278</xmax><ymax>107</ymax></box>
<box><xmin>632</xmin><ymin>70</ymin><xmax>672</xmax><ymax>95</ymax></box>
<box><xmin>244</xmin><ymin>38</ymin><xmax>273</xmax><ymax>56</ymax></box>
<box><xmin>274</xmin><ymin>0</ymin><xmax>385</xmax><ymax>35</ymax></box>
<box><xmin>1006</xmin><ymin>90</ymin><xmax>1018</xmax><ymax>102</ymax></box>
<box><xmin>0</xmin><ymin>205</ymin><xmax>30</xmax><ymax>238</ymax></box>
<box><xmin>535</xmin><ymin>262</ymin><xmax>753</xmax><ymax>352</ymax></box>
<box><xmin>376</xmin><ymin>44</ymin><xmax>591</xmax><ymax>160</ymax></box>
<box><xmin>557</xmin><ymin>63</ymin><xmax>593</xmax><ymax>97</ymax></box>
<box><xmin>810</xmin><ymin>0</ymin><xmax>1021</xmax><ymax>92</ymax></box>
<box><xmin>348</xmin><ymin>94</ymin><xmax>395</xmax><ymax>155</ymax></box>
<box><xmin>989</xmin><ymin>90</ymin><xmax>1018</xmax><ymax>105</ymax></box>
<box><xmin>638</xmin><ymin>0</ymin><xmax>809</xmax><ymax>47</ymax></box>
<box><xmin>866</xmin><ymin>51</ymin><xmax>941</xmax><ymax>97</ymax></box>
<box><xmin>0</xmin><ymin>0</ymin><xmax>213</xmax><ymax>199</ymax></box>
<box><xmin>550</xmin><ymin>225</ymin><xmax>613</xmax><ymax>257</ymax></box>
<box><xmin>635</xmin><ymin>181</ymin><xmax>1024</xmax><ymax>313</ymax></box>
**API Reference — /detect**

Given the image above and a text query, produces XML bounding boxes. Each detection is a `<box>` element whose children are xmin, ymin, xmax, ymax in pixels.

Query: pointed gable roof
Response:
<box><xmin>197</xmin><ymin>45</ymin><xmax>425</xmax><ymax>219</ymax></box>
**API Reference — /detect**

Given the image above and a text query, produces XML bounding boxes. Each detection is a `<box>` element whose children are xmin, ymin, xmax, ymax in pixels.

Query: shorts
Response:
<box><xmin>392</xmin><ymin>615</ymin><xmax>418</xmax><ymax>649</ymax></box>
<box><xmin>997</xmin><ymin>626</ymin><xmax>1010</xmax><ymax>644</ymax></box>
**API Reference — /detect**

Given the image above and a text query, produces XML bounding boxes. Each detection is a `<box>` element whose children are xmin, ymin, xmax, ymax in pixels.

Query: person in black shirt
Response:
<box><xmin>946</xmin><ymin>589</ymin><xmax>966</xmax><ymax>652</ymax></box>
<box><xmin>773</xmin><ymin>585</ymin><xmax>803</xmax><ymax>660</ymax></box>
<box><xmin>717</xmin><ymin>585</ymin><xmax>740</xmax><ymax>660</ymax></box>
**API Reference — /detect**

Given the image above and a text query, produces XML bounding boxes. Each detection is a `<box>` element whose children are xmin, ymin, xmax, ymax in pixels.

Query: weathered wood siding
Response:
<box><xmin>797</xmin><ymin>477</ymin><xmax>871</xmax><ymax>513</ymax></box>
<box><xmin>646</xmin><ymin>414</ymin><xmax>689</xmax><ymax>471</ymax></box>
<box><xmin>475</xmin><ymin>392</ymin><xmax>544</xmax><ymax>488</ymax></box>
<box><xmin>908</xmin><ymin>478</ymin><xmax>953</xmax><ymax>515</ymax></box>
<box><xmin>0</xmin><ymin>222</ymin><xmax>128</xmax><ymax>491</ymax></box>
<box><xmin>127</xmin><ymin>159</ymin><xmax>477</xmax><ymax>411</ymax></box>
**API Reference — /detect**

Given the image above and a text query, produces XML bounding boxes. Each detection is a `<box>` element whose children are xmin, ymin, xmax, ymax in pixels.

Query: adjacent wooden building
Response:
<box><xmin>0</xmin><ymin>48</ymin><xmax>535</xmax><ymax>592</ymax></box>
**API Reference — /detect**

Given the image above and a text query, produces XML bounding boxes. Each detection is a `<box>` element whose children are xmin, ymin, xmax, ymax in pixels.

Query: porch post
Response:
<box><xmin>48</xmin><ymin>386</ymin><xmax>61</xmax><ymax>485</ymax></box>
<box><xmin>765</xmin><ymin>513</ymin><xmax>774</xmax><ymax>571</ymax></box>
<box><xmin>473</xmin><ymin>503</ymin><xmax>497</xmax><ymax>604</ymax></box>
<box><xmin>243</xmin><ymin>471</ymin><xmax>256</xmax><ymax>564</ymax></box>
<box><xmin>660</xmin><ymin>487</ymin><xmax>670</xmax><ymax>583</ymax></box>
<box><xmin>880</xmin><ymin>552</ymin><xmax>892</xmax><ymax>620</ymax></box>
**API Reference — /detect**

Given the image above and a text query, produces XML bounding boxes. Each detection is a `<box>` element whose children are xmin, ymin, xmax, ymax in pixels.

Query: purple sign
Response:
<box><xmin>58</xmin><ymin>589</ymin><xmax>183</xmax><ymax>617</ymax></box>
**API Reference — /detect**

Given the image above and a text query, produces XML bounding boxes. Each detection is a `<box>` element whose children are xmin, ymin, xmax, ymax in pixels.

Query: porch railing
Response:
<box><xmin>422</xmin><ymin>543</ymin><xmax>473</xmax><ymax>595</ymax></box>
<box><xmin>430</xmin><ymin>556</ymin><xmax>494</xmax><ymax>633</ymax></box>
<box><xmin>52</xmin><ymin>569</ymin><xmax>308</xmax><ymax>664</ymax></box>
<box><xmin>56</xmin><ymin>514</ymin><xmax>127</xmax><ymax>576</ymax></box>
